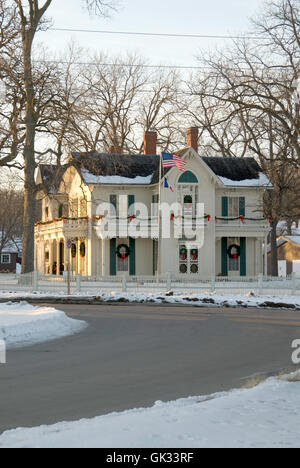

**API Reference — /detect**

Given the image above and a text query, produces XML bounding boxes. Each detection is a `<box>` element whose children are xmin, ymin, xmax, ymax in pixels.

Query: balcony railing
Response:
<box><xmin>215</xmin><ymin>217</ymin><xmax>270</xmax><ymax>229</ymax></box>
<box><xmin>35</xmin><ymin>217</ymin><xmax>89</xmax><ymax>234</ymax></box>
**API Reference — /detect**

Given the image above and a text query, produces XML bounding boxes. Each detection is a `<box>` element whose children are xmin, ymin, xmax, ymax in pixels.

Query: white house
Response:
<box><xmin>35</xmin><ymin>128</ymin><xmax>272</xmax><ymax>279</ymax></box>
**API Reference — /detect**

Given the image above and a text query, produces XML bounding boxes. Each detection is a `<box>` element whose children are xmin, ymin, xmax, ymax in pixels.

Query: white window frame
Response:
<box><xmin>1</xmin><ymin>254</ymin><xmax>11</xmax><ymax>265</ymax></box>
<box><xmin>179</xmin><ymin>244</ymin><xmax>200</xmax><ymax>275</ymax></box>
<box><xmin>228</xmin><ymin>197</ymin><xmax>239</xmax><ymax>217</ymax></box>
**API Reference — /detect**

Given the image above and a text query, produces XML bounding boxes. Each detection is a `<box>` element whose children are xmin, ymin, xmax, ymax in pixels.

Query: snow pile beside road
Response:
<box><xmin>0</xmin><ymin>302</ymin><xmax>87</xmax><ymax>349</ymax></box>
<box><xmin>104</xmin><ymin>291</ymin><xmax>300</xmax><ymax>310</ymax></box>
<box><xmin>0</xmin><ymin>291</ymin><xmax>300</xmax><ymax>310</ymax></box>
<box><xmin>1</xmin><ymin>374</ymin><xmax>300</xmax><ymax>448</ymax></box>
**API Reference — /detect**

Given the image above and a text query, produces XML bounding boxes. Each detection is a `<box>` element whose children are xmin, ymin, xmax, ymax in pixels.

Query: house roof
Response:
<box><xmin>1</xmin><ymin>237</ymin><xmax>22</xmax><ymax>254</ymax></box>
<box><xmin>267</xmin><ymin>235</ymin><xmax>300</xmax><ymax>254</ymax></box>
<box><xmin>71</xmin><ymin>152</ymin><xmax>160</xmax><ymax>185</ymax></box>
<box><xmin>38</xmin><ymin>151</ymin><xmax>271</xmax><ymax>189</ymax></box>
<box><xmin>282</xmin><ymin>236</ymin><xmax>300</xmax><ymax>246</ymax></box>
<box><xmin>202</xmin><ymin>157</ymin><xmax>272</xmax><ymax>187</ymax></box>
<box><xmin>38</xmin><ymin>165</ymin><xmax>63</xmax><ymax>193</ymax></box>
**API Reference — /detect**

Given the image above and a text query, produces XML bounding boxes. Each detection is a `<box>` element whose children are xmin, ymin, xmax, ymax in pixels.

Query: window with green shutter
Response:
<box><xmin>129</xmin><ymin>237</ymin><xmax>136</xmax><ymax>276</ymax></box>
<box><xmin>110</xmin><ymin>195</ymin><xmax>117</xmax><ymax>216</ymax></box>
<box><xmin>222</xmin><ymin>197</ymin><xmax>228</xmax><ymax>217</ymax></box>
<box><xmin>240</xmin><ymin>237</ymin><xmax>246</xmax><ymax>276</ymax></box>
<box><xmin>128</xmin><ymin>195</ymin><xmax>135</xmax><ymax>216</ymax></box>
<box><xmin>110</xmin><ymin>239</ymin><xmax>117</xmax><ymax>276</ymax></box>
<box><xmin>239</xmin><ymin>197</ymin><xmax>245</xmax><ymax>217</ymax></box>
<box><xmin>221</xmin><ymin>237</ymin><xmax>228</xmax><ymax>276</ymax></box>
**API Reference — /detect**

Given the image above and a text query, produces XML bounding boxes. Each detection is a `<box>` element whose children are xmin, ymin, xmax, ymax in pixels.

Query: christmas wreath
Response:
<box><xmin>180</xmin><ymin>247</ymin><xmax>188</xmax><ymax>261</ymax></box>
<box><xmin>190</xmin><ymin>249</ymin><xmax>198</xmax><ymax>261</ymax></box>
<box><xmin>227</xmin><ymin>244</ymin><xmax>241</xmax><ymax>259</ymax></box>
<box><xmin>116</xmin><ymin>244</ymin><xmax>130</xmax><ymax>260</ymax></box>
<box><xmin>80</xmin><ymin>242</ymin><xmax>86</xmax><ymax>258</ymax></box>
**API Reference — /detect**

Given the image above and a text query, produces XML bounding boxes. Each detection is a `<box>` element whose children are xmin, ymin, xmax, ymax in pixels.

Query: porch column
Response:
<box><xmin>264</xmin><ymin>234</ymin><xmax>268</xmax><ymax>277</ymax></box>
<box><xmin>64</xmin><ymin>238</ymin><xmax>68</xmax><ymax>274</ymax></box>
<box><xmin>102</xmin><ymin>238</ymin><xmax>106</xmax><ymax>277</ymax></box>
<box><xmin>77</xmin><ymin>239</ymin><xmax>81</xmax><ymax>275</ymax></box>
<box><xmin>56</xmin><ymin>240</ymin><xmax>60</xmax><ymax>276</ymax></box>
<box><xmin>49</xmin><ymin>240</ymin><xmax>54</xmax><ymax>275</ymax></box>
<box><xmin>87</xmin><ymin>218</ymin><xmax>93</xmax><ymax>276</ymax></box>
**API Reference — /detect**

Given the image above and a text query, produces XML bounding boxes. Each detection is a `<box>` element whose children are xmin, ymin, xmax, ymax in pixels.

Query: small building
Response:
<box><xmin>268</xmin><ymin>236</ymin><xmax>300</xmax><ymax>277</ymax></box>
<box><xmin>0</xmin><ymin>239</ymin><xmax>22</xmax><ymax>273</ymax></box>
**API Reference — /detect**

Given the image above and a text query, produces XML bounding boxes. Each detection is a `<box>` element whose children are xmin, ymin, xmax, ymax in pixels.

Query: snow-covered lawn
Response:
<box><xmin>1</xmin><ymin>290</ymin><xmax>300</xmax><ymax>310</ymax></box>
<box><xmin>0</xmin><ymin>302</ymin><xmax>87</xmax><ymax>349</ymax></box>
<box><xmin>0</xmin><ymin>372</ymin><xmax>299</xmax><ymax>448</ymax></box>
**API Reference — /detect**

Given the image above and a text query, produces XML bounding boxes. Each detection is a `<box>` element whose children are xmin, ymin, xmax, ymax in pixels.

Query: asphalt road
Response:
<box><xmin>1</xmin><ymin>303</ymin><xmax>300</xmax><ymax>434</ymax></box>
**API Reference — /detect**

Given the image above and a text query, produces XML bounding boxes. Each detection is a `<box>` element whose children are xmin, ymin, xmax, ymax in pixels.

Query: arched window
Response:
<box><xmin>178</xmin><ymin>171</ymin><xmax>198</xmax><ymax>184</ymax></box>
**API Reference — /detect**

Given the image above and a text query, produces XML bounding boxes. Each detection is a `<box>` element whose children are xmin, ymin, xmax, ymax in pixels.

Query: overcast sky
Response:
<box><xmin>37</xmin><ymin>0</ymin><xmax>266</xmax><ymax>67</ymax></box>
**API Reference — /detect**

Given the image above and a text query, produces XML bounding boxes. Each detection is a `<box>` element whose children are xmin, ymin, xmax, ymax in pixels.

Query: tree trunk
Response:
<box><xmin>21</xmin><ymin>32</ymin><xmax>36</xmax><ymax>274</ymax></box>
<box><xmin>287</xmin><ymin>219</ymin><xmax>293</xmax><ymax>236</ymax></box>
<box><xmin>270</xmin><ymin>220</ymin><xmax>278</xmax><ymax>277</ymax></box>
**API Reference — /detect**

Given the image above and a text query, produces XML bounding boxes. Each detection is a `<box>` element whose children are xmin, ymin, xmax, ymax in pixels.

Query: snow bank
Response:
<box><xmin>0</xmin><ymin>302</ymin><xmax>87</xmax><ymax>349</ymax></box>
<box><xmin>1</xmin><ymin>291</ymin><xmax>300</xmax><ymax>310</ymax></box>
<box><xmin>1</xmin><ymin>374</ymin><xmax>299</xmax><ymax>448</ymax></box>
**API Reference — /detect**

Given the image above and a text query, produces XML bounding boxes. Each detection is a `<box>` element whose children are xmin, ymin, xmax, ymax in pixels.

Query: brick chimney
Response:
<box><xmin>186</xmin><ymin>127</ymin><xmax>199</xmax><ymax>153</ymax></box>
<box><xmin>109</xmin><ymin>145</ymin><xmax>123</xmax><ymax>154</ymax></box>
<box><xmin>143</xmin><ymin>130</ymin><xmax>157</xmax><ymax>155</ymax></box>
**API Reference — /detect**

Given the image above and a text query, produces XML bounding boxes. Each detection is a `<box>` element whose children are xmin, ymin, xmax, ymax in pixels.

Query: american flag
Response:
<box><xmin>162</xmin><ymin>153</ymin><xmax>186</xmax><ymax>172</ymax></box>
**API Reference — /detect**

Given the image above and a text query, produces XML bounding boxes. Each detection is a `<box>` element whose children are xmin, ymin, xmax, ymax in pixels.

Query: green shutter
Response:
<box><xmin>240</xmin><ymin>237</ymin><xmax>246</xmax><ymax>277</ymax></box>
<box><xmin>222</xmin><ymin>237</ymin><xmax>228</xmax><ymax>276</ymax></box>
<box><xmin>222</xmin><ymin>197</ymin><xmax>228</xmax><ymax>217</ymax></box>
<box><xmin>128</xmin><ymin>195</ymin><xmax>135</xmax><ymax>215</ymax></box>
<box><xmin>110</xmin><ymin>195</ymin><xmax>117</xmax><ymax>216</ymax></box>
<box><xmin>239</xmin><ymin>197</ymin><xmax>245</xmax><ymax>217</ymax></box>
<box><xmin>110</xmin><ymin>239</ymin><xmax>116</xmax><ymax>276</ymax></box>
<box><xmin>153</xmin><ymin>240</ymin><xmax>157</xmax><ymax>275</ymax></box>
<box><xmin>129</xmin><ymin>237</ymin><xmax>136</xmax><ymax>276</ymax></box>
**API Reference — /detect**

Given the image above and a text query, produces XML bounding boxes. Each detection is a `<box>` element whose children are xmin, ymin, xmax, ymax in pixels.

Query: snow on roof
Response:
<box><xmin>81</xmin><ymin>170</ymin><xmax>154</xmax><ymax>185</ymax></box>
<box><xmin>1</xmin><ymin>237</ymin><xmax>22</xmax><ymax>254</ymax></box>
<box><xmin>218</xmin><ymin>172</ymin><xmax>272</xmax><ymax>188</ymax></box>
<box><xmin>277</xmin><ymin>221</ymin><xmax>300</xmax><ymax>237</ymax></box>
<box><xmin>283</xmin><ymin>236</ymin><xmax>300</xmax><ymax>246</ymax></box>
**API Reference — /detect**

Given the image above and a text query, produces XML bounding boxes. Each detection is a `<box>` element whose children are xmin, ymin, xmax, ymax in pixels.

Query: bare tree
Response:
<box><xmin>10</xmin><ymin>0</ymin><xmax>118</xmax><ymax>273</ymax></box>
<box><xmin>187</xmin><ymin>0</ymin><xmax>300</xmax><ymax>276</ymax></box>
<box><xmin>0</xmin><ymin>170</ymin><xmax>24</xmax><ymax>255</ymax></box>
<box><xmin>45</xmin><ymin>52</ymin><xmax>183</xmax><ymax>156</ymax></box>
<box><xmin>0</xmin><ymin>0</ymin><xmax>18</xmax><ymax>50</ymax></box>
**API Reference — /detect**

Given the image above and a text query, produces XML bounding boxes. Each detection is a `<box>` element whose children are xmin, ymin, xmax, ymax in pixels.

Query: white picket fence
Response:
<box><xmin>0</xmin><ymin>272</ymin><xmax>300</xmax><ymax>296</ymax></box>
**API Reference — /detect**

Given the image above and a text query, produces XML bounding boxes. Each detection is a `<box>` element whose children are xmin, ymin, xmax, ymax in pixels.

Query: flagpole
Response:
<box><xmin>156</xmin><ymin>153</ymin><xmax>162</xmax><ymax>285</ymax></box>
